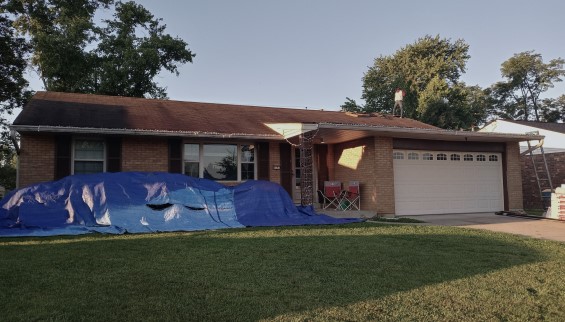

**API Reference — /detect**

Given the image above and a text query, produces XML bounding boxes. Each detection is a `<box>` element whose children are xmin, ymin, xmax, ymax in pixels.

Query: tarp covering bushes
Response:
<box><xmin>0</xmin><ymin>172</ymin><xmax>359</xmax><ymax>237</ymax></box>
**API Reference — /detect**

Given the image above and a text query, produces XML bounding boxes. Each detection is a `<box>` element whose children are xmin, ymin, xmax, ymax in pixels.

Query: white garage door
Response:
<box><xmin>393</xmin><ymin>150</ymin><xmax>504</xmax><ymax>215</ymax></box>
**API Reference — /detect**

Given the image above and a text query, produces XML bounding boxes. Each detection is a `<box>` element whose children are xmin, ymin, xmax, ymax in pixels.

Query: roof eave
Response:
<box><xmin>10</xmin><ymin>125</ymin><xmax>283</xmax><ymax>141</ymax></box>
<box><xmin>317</xmin><ymin>123</ymin><xmax>544</xmax><ymax>142</ymax></box>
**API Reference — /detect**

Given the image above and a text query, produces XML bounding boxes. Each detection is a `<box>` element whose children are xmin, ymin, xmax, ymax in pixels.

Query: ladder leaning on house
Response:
<box><xmin>521</xmin><ymin>131</ymin><xmax>554</xmax><ymax>208</ymax></box>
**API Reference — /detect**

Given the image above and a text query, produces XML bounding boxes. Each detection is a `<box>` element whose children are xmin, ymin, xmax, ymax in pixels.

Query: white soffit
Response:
<box><xmin>264</xmin><ymin>123</ymin><xmax>319</xmax><ymax>139</ymax></box>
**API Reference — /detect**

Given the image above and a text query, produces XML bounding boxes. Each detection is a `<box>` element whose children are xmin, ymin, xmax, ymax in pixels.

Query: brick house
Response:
<box><xmin>481</xmin><ymin>119</ymin><xmax>565</xmax><ymax>209</ymax></box>
<box><xmin>11</xmin><ymin>92</ymin><xmax>540</xmax><ymax>216</ymax></box>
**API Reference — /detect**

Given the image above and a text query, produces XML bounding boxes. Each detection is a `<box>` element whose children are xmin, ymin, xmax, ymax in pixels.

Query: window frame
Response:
<box><xmin>183</xmin><ymin>142</ymin><xmax>257</xmax><ymax>182</ymax></box>
<box><xmin>72</xmin><ymin>138</ymin><xmax>106</xmax><ymax>175</ymax></box>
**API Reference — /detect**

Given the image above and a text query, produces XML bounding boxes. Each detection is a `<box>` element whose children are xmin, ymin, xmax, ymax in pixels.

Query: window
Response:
<box><xmin>423</xmin><ymin>153</ymin><xmax>433</xmax><ymax>160</ymax></box>
<box><xmin>408</xmin><ymin>152</ymin><xmax>419</xmax><ymax>160</ymax></box>
<box><xmin>203</xmin><ymin>144</ymin><xmax>237</xmax><ymax>181</ymax></box>
<box><xmin>393</xmin><ymin>152</ymin><xmax>404</xmax><ymax>160</ymax></box>
<box><xmin>463</xmin><ymin>154</ymin><xmax>473</xmax><ymax>161</ymax></box>
<box><xmin>241</xmin><ymin>145</ymin><xmax>255</xmax><ymax>180</ymax></box>
<box><xmin>489</xmin><ymin>155</ymin><xmax>498</xmax><ymax>162</ymax></box>
<box><xmin>184</xmin><ymin>143</ymin><xmax>255</xmax><ymax>181</ymax></box>
<box><xmin>74</xmin><ymin>139</ymin><xmax>105</xmax><ymax>174</ymax></box>
<box><xmin>477</xmin><ymin>154</ymin><xmax>486</xmax><ymax>161</ymax></box>
<box><xmin>450</xmin><ymin>154</ymin><xmax>460</xmax><ymax>161</ymax></box>
<box><xmin>437</xmin><ymin>153</ymin><xmax>447</xmax><ymax>160</ymax></box>
<box><xmin>183</xmin><ymin>144</ymin><xmax>200</xmax><ymax>177</ymax></box>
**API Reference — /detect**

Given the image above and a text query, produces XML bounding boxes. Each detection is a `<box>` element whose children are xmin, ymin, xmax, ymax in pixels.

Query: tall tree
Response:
<box><xmin>344</xmin><ymin>35</ymin><xmax>484</xmax><ymax>129</ymax></box>
<box><xmin>8</xmin><ymin>0</ymin><xmax>113</xmax><ymax>92</ymax></box>
<box><xmin>8</xmin><ymin>0</ymin><xmax>194</xmax><ymax>98</ymax></box>
<box><xmin>492</xmin><ymin>51</ymin><xmax>565</xmax><ymax>121</ymax></box>
<box><xmin>0</xmin><ymin>5</ymin><xmax>30</xmax><ymax>121</ymax></box>
<box><xmin>0</xmin><ymin>4</ymin><xmax>30</xmax><ymax>190</ymax></box>
<box><xmin>94</xmin><ymin>1</ymin><xmax>194</xmax><ymax>98</ymax></box>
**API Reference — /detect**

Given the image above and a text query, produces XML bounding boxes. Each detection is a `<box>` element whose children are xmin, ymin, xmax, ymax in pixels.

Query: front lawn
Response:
<box><xmin>1</xmin><ymin>223</ymin><xmax>564</xmax><ymax>321</ymax></box>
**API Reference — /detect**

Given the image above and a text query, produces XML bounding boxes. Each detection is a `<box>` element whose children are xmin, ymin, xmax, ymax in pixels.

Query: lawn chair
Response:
<box><xmin>340</xmin><ymin>181</ymin><xmax>360</xmax><ymax>211</ymax></box>
<box><xmin>318</xmin><ymin>181</ymin><xmax>343</xmax><ymax>209</ymax></box>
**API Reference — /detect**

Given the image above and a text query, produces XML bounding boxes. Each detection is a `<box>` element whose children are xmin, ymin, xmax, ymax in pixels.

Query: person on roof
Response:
<box><xmin>393</xmin><ymin>88</ymin><xmax>405</xmax><ymax>118</ymax></box>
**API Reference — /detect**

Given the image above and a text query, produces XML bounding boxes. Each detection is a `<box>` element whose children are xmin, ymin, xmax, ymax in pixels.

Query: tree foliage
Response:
<box><xmin>491</xmin><ymin>51</ymin><xmax>565</xmax><ymax>121</ymax></box>
<box><xmin>1</xmin><ymin>4</ymin><xmax>30</xmax><ymax>190</ymax></box>
<box><xmin>539</xmin><ymin>95</ymin><xmax>565</xmax><ymax>122</ymax></box>
<box><xmin>0</xmin><ymin>4</ymin><xmax>31</xmax><ymax>121</ymax></box>
<box><xmin>8</xmin><ymin>0</ymin><xmax>194</xmax><ymax>98</ymax></box>
<box><xmin>347</xmin><ymin>35</ymin><xmax>485</xmax><ymax>129</ymax></box>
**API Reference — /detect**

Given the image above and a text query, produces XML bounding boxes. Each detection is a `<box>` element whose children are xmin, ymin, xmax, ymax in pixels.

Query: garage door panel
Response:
<box><xmin>393</xmin><ymin>150</ymin><xmax>503</xmax><ymax>215</ymax></box>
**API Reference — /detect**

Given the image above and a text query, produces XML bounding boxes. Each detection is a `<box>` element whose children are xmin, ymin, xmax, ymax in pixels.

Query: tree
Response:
<box><xmin>340</xmin><ymin>97</ymin><xmax>363</xmax><ymax>113</ymax></box>
<box><xmin>492</xmin><ymin>51</ymin><xmax>565</xmax><ymax>121</ymax></box>
<box><xmin>539</xmin><ymin>95</ymin><xmax>565</xmax><ymax>122</ymax></box>
<box><xmin>1</xmin><ymin>5</ymin><xmax>31</xmax><ymax>191</ymax></box>
<box><xmin>8</xmin><ymin>0</ymin><xmax>194</xmax><ymax>98</ymax></box>
<box><xmin>344</xmin><ymin>35</ymin><xmax>484</xmax><ymax>129</ymax></box>
<box><xmin>93</xmin><ymin>1</ymin><xmax>194</xmax><ymax>98</ymax></box>
<box><xmin>8</xmin><ymin>0</ymin><xmax>113</xmax><ymax>93</ymax></box>
<box><xmin>0</xmin><ymin>5</ymin><xmax>31</xmax><ymax>122</ymax></box>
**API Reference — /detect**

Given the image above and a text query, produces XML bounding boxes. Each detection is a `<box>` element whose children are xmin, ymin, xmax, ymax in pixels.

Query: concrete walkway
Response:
<box><xmin>402</xmin><ymin>212</ymin><xmax>565</xmax><ymax>242</ymax></box>
<box><xmin>320</xmin><ymin>209</ymin><xmax>565</xmax><ymax>242</ymax></box>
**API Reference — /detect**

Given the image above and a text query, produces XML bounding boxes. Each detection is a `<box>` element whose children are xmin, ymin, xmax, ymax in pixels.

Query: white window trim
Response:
<box><xmin>71</xmin><ymin>138</ymin><xmax>106</xmax><ymax>174</ymax></box>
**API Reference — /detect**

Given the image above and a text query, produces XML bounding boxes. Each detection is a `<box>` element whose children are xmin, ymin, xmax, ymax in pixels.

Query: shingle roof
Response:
<box><xmin>502</xmin><ymin>119</ymin><xmax>565</xmax><ymax>135</ymax></box>
<box><xmin>13</xmin><ymin>91</ymin><xmax>438</xmax><ymax>136</ymax></box>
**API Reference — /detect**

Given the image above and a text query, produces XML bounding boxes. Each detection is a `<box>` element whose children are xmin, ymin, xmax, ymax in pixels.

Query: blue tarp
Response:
<box><xmin>0</xmin><ymin>172</ymin><xmax>360</xmax><ymax>237</ymax></box>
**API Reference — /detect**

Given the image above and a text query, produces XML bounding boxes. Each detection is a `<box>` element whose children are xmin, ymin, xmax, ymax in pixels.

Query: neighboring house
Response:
<box><xmin>480</xmin><ymin>119</ymin><xmax>565</xmax><ymax>209</ymax></box>
<box><xmin>11</xmin><ymin>92</ymin><xmax>540</xmax><ymax>216</ymax></box>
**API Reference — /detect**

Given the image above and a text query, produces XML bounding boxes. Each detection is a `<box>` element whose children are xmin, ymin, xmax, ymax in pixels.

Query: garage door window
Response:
<box><xmin>423</xmin><ymin>153</ymin><xmax>433</xmax><ymax>160</ymax></box>
<box><xmin>463</xmin><ymin>154</ymin><xmax>473</xmax><ymax>161</ymax></box>
<box><xmin>437</xmin><ymin>153</ymin><xmax>447</xmax><ymax>160</ymax></box>
<box><xmin>393</xmin><ymin>152</ymin><xmax>404</xmax><ymax>159</ymax></box>
<box><xmin>408</xmin><ymin>152</ymin><xmax>419</xmax><ymax>160</ymax></box>
<box><xmin>450</xmin><ymin>154</ymin><xmax>460</xmax><ymax>161</ymax></box>
<box><xmin>489</xmin><ymin>155</ymin><xmax>498</xmax><ymax>162</ymax></box>
<box><xmin>477</xmin><ymin>154</ymin><xmax>486</xmax><ymax>161</ymax></box>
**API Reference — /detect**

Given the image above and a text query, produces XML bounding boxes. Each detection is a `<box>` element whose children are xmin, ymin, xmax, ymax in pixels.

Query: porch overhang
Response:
<box><xmin>266</xmin><ymin>122</ymin><xmax>545</xmax><ymax>144</ymax></box>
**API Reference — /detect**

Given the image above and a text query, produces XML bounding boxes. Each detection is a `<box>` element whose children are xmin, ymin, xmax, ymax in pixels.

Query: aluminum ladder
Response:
<box><xmin>521</xmin><ymin>131</ymin><xmax>553</xmax><ymax>208</ymax></box>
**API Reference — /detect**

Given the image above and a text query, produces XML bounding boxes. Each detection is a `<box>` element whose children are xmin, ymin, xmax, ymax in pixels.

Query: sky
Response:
<box><xmin>24</xmin><ymin>0</ymin><xmax>565</xmax><ymax>112</ymax></box>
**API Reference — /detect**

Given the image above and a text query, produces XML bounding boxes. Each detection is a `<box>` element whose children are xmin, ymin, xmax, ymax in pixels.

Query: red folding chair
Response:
<box><xmin>318</xmin><ymin>181</ymin><xmax>342</xmax><ymax>209</ymax></box>
<box><xmin>341</xmin><ymin>181</ymin><xmax>360</xmax><ymax>211</ymax></box>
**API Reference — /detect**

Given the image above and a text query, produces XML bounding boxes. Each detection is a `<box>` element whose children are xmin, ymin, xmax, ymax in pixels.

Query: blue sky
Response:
<box><xmin>26</xmin><ymin>0</ymin><xmax>565</xmax><ymax>111</ymax></box>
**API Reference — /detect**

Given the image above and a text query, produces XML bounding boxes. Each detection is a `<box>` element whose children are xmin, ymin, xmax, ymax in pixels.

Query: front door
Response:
<box><xmin>279</xmin><ymin>143</ymin><xmax>293</xmax><ymax>197</ymax></box>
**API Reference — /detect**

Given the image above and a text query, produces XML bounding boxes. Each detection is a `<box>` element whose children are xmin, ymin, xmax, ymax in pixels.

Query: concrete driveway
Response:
<box><xmin>403</xmin><ymin>212</ymin><xmax>565</xmax><ymax>242</ymax></box>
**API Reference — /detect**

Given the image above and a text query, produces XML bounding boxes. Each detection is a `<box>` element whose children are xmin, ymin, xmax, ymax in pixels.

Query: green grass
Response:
<box><xmin>1</xmin><ymin>223</ymin><xmax>564</xmax><ymax>321</ymax></box>
<box><xmin>525</xmin><ymin>209</ymin><xmax>545</xmax><ymax>217</ymax></box>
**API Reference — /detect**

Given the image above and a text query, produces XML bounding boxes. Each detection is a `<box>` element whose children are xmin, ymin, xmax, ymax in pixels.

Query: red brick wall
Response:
<box><xmin>332</xmin><ymin>136</ymin><xmax>395</xmax><ymax>214</ymax></box>
<box><xmin>333</xmin><ymin>137</ymin><xmax>375</xmax><ymax>212</ymax></box>
<box><xmin>18</xmin><ymin>134</ymin><xmax>56</xmax><ymax>188</ymax></box>
<box><xmin>521</xmin><ymin>152</ymin><xmax>565</xmax><ymax>209</ymax></box>
<box><xmin>374</xmin><ymin>137</ymin><xmax>395</xmax><ymax>215</ymax></box>
<box><xmin>121</xmin><ymin>136</ymin><xmax>168</xmax><ymax>172</ymax></box>
<box><xmin>505</xmin><ymin>142</ymin><xmax>524</xmax><ymax>211</ymax></box>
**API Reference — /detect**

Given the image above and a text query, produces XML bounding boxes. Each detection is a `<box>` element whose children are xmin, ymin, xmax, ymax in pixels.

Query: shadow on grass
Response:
<box><xmin>0</xmin><ymin>223</ymin><xmax>548</xmax><ymax>321</ymax></box>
